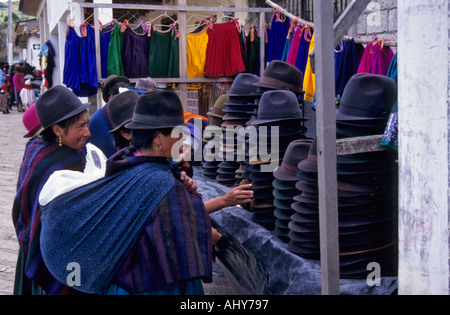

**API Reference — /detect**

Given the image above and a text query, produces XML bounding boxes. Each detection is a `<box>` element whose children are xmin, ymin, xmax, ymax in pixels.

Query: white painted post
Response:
<box><xmin>398</xmin><ymin>0</ymin><xmax>449</xmax><ymax>295</ymax></box>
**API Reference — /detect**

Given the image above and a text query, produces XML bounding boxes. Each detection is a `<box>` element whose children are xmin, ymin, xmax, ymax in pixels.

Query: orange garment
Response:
<box><xmin>184</xmin><ymin>112</ymin><xmax>209</xmax><ymax>123</ymax></box>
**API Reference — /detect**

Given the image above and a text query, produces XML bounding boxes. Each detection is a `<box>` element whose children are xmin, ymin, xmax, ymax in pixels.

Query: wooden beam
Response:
<box><xmin>313</xmin><ymin>0</ymin><xmax>340</xmax><ymax>295</ymax></box>
<box><xmin>93</xmin><ymin>7</ymin><xmax>103</xmax><ymax>110</ymax></box>
<box><xmin>178</xmin><ymin>0</ymin><xmax>188</xmax><ymax>112</ymax></box>
<box><xmin>336</xmin><ymin>135</ymin><xmax>387</xmax><ymax>155</ymax></box>
<box><xmin>333</xmin><ymin>0</ymin><xmax>372</xmax><ymax>47</ymax></box>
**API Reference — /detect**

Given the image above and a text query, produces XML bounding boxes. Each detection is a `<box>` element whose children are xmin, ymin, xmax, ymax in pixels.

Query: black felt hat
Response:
<box><xmin>126</xmin><ymin>91</ymin><xmax>184</xmax><ymax>130</ymax></box>
<box><xmin>108</xmin><ymin>90</ymin><xmax>139</xmax><ymax>133</ymax></box>
<box><xmin>253</xmin><ymin>60</ymin><xmax>304</xmax><ymax>94</ymax></box>
<box><xmin>102</xmin><ymin>75</ymin><xmax>130</xmax><ymax>103</ymax></box>
<box><xmin>36</xmin><ymin>85</ymin><xmax>91</xmax><ymax>130</ymax></box>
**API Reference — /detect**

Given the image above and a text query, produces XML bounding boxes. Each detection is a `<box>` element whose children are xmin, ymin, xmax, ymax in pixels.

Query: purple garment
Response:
<box><xmin>122</xmin><ymin>23</ymin><xmax>149</xmax><ymax>78</ymax></box>
<box><xmin>266</xmin><ymin>13</ymin><xmax>290</xmax><ymax>63</ymax></box>
<box><xmin>357</xmin><ymin>41</ymin><xmax>394</xmax><ymax>75</ymax></box>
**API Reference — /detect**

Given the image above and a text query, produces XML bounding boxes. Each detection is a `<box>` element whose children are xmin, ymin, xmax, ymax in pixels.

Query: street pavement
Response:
<box><xmin>0</xmin><ymin>106</ymin><xmax>232</xmax><ymax>295</ymax></box>
<box><xmin>0</xmin><ymin>108</ymin><xmax>27</xmax><ymax>295</ymax></box>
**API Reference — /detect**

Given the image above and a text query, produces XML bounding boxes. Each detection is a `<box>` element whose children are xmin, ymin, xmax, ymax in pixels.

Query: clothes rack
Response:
<box><xmin>69</xmin><ymin>1</ymin><xmax>274</xmax><ymax>110</ymax></box>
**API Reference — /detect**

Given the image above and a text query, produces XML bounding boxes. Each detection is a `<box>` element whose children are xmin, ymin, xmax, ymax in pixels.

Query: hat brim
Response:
<box><xmin>125</xmin><ymin>121</ymin><xmax>185</xmax><ymax>130</ymax></box>
<box><xmin>109</xmin><ymin>118</ymin><xmax>132</xmax><ymax>134</ymax></box>
<box><xmin>103</xmin><ymin>76</ymin><xmax>131</xmax><ymax>103</ymax></box>
<box><xmin>24</xmin><ymin>125</ymin><xmax>43</xmax><ymax>138</ymax></box>
<box><xmin>47</xmin><ymin>102</ymin><xmax>91</xmax><ymax>130</ymax></box>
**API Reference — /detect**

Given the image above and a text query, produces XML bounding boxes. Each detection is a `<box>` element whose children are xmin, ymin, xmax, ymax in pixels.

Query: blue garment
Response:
<box><xmin>295</xmin><ymin>29</ymin><xmax>313</xmax><ymax>76</ymax></box>
<box><xmin>63</xmin><ymin>27</ymin><xmax>81</xmax><ymax>92</ymax></box>
<box><xmin>40</xmin><ymin>158</ymin><xmax>176</xmax><ymax>294</ymax></box>
<box><xmin>76</xmin><ymin>24</ymin><xmax>98</xmax><ymax>97</ymax></box>
<box><xmin>266</xmin><ymin>13</ymin><xmax>290</xmax><ymax>63</ymax></box>
<box><xmin>100</xmin><ymin>24</ymin><xmax>114</xmax><ymax>79</ymax></box>
<box><xmin>87</xmin><ymin>104</ymin><xmax>116</xmax><ymax>158</ymax></box>
<box><xmin>103</xmin><ymin>279</ymin><xmax>204</xmax><ymax>295</ymax></box>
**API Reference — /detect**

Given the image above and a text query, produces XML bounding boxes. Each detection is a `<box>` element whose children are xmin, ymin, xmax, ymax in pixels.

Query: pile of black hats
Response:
<box><xmin>203</xmin><ymin>95</ymin><xmax>228</xmax><ymax>179</ymax></box>
<box><xmin>273</xmin><ymin>139</ymin><xmax>312</xmax><ymax>242</ymax></box>
<box><xmin>288</xmin><ymin>73</ymin><xmax>398</xmax><ymax>279</ymax></box>
<box><xmin>247</xmin><ymin>89</ymin><xmax>308</xmax><ymax>229</ymax></box>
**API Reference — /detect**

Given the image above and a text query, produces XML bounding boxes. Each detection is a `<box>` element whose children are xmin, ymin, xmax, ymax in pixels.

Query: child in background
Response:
<box><xmin>0</xmin><ymin>85</ymin><xmax>10</xmax><ymax>114</ymax></box>
<box><xmin>20</xmin><ymin>79</ymin><xmax>36</xmax><ymax>111</ymax></box>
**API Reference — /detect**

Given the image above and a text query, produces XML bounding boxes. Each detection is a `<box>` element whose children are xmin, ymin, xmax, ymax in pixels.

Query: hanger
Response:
<box><xmin>215</xmin><ymin>12</ymin><xmax>235</xmax><ymax>23</ymax></box>
<box><xmin>152</xmin><ymin>11</ymin><xmax>176</xmax><ymax>24</ymax></box>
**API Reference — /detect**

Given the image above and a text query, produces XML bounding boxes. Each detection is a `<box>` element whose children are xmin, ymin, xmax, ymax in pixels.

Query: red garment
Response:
<box><xmin>204</xmin><ymin>20</ymin><xmax>245</xmax><ymax>78</ymax></box>
<box><xmin>13</xmin><ymin>73</ymin><xmax>25</xmax><ymax>93</ymax></box>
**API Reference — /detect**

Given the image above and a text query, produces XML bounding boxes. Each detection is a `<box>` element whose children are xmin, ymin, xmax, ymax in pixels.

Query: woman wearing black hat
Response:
<box><xmin>12</xmin><ymin>85</ymin><xmax>92</xmax><ymax>295</ymax></box>
<box><xmin>39</xmin><ymin>91</ymin><xmax>213</xmax><ymax>295</ymax></box>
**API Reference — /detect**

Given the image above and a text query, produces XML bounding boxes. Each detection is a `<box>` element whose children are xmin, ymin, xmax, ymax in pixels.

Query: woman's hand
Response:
<box><xmin>212</xmin><ymin>227</ymin><xmax>222</xmax><ymax>246</ymax></box>
<box><xmin>180</xmin><ymin>171</ymin><xmax>198</xmax><ymax>195</ymax></box>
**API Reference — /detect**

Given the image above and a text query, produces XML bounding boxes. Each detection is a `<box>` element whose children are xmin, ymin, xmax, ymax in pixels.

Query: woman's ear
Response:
<box><xmin>120</xmin><ymin>129</ymin><xmax>132</xmax><ymax>141</ymax></box>
<box><xmin>52</xmin><ymin>124</ymin><xmax>64</xmax><ymax>138</ymax></box>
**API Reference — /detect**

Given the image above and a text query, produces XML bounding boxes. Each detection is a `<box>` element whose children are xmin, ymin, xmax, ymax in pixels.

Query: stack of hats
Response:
<box><xmin>247</xmin><ymin>90</ymin><xmax>308</xmax><ymax>230</ymax></box>
<box><xmin>203</xmin><ymin>95</ymin><xmax>228</xmax><ymax>179</ymax></box>
<box><xmin>288</xmin><ymin>73</ymin><xmax>398</xmax><ymax>279</ymax></box>
<box><xmin>273</xmin><ymin>139</ymin><xmax>312</xmax><ymax>242</ymax></box>
<box><xmin>217</xmin><ymin>73</ymin><xmax>261</xmax><ymax>187</ymax></box>
<box><xmin>335</xmin><ymin>73</ymin><xmax>398</xmax><ymax>278</ymax></box>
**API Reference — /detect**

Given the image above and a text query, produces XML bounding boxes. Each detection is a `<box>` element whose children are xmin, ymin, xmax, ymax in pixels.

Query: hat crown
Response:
<box><xmin>283</xmin><ymin>140</ymin><xmax>311</xmax><ymax>167</ymax></box>
<box><xmin>338</xmin><ymin>73</ymin><xmax>396</xmax><ymax>119</ymax></box>
<box><xmin>127</xmin><ymin>90</ymin><xmax>184</xmax><ymax>129</ymax></box>
<box><xmin>228</xmin><ymin>73</ymin><xmax>260</xmax><ymax>96</ymax></box>
<box><xmin>257</xmin><ymin>90</ymin><xmax>302</xmax><ymax>121</ymax></box>
<box><xmin>255</xmin><ymin>60</ymin><xmax>303</xmax><ymax>93</ymax></box>
<box><xmin>36</xmin><ymin>85</ymin><xmax>89</xmax><ymax>129</ymax></box>
<box><xmin>108</xmin><ymin>90</ymin><xmax>139</xmax><ymax>132</ymax></box>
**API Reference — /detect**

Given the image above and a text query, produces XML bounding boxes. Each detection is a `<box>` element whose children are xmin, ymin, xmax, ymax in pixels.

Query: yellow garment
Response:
<box><xmin>187</xmin><ymin>26</ymin><xmax>209</xmax><ymax>91</ymax></box>
<box><xmin>303</xmin><ymin>34</ymin><xmax>315</xmax><ymax>102</ymax></box>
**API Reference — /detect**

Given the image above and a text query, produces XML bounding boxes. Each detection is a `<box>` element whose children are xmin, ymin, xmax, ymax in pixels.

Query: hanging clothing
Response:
<box><xmin>295</xmin><ymin>27</ymin><xmax>313</xmax><ymax>76</ymax></box>
<box><xmin>100</xmin><ymin>21</ymin><xmax>116</xmax><ymax>79</ymax></box>
<box><xmin>42</xmin><ymin>41</ymin><xmax>56</xmax><ymax>89</ymax></box>
<box><xmin>303</xmin><ymin>34</ymin><xmax>315</xmax><ymax>102</ymax></box>
<box><xmin>12</xmin><ymin>139</ymin><xmax>87</xmax><ymax>295</ymax></box>
<box><xmin>77</xmin><ymin>23</ymin><xmax>98</xmax><ymax>97</ymax></box>
<box><xmin>266</xmin><ymin>11</ymin><xmax>290</xmax><ymax>63</ymax></box>
<box><xmin>107</xmin><ymin>21</ymin><xmax>125</xmax><ymax>77</ymax></box>
<box><xmin>187</xmin><ymin>24</ymin><xmax>209</xmax><ymax>90</ymax></box>
<box><xmin>246</xmin><ymin>26</ymin><xmax>261</xmax><ymax>75</ymax></box>
<box><xmin>204</xmin><ymin>20</ymin><xmax>246</xmax><ymax>78</ymax></box>
<box><xmin>381</xmin><ymin>53</ymin><xmax>398</xmax><ymax>151</ymax></box>
<box><xmin>357</xmin><ymin>40</ymin><xmax>394</xmax><ymax>75</ymax></box>
<box><xmin>286</xmin><ymin>25</ymin><xmax>302</xmax><ymax>66</ymax></box>
<box><xmin>168</xmin><ymin>29</ymin><xmax>180</xmax><ymax>78</ymax></box>
<box><xmin>122</xmin><ymin>22</ymin><xmax>149</xmax><ymax>79</ymax></box>
<box><xmin>63</xmin><ymin>26</ymin><xmax>81</xmax><ymax>92</ymax></box>
<box><xmin>335</xmin><ymin>38</ymin><xmax>364</xmax><ymax>104</ymax></box>
<box><xmin>148</xmin><ymin>27</ymin><xmax>174</xmax><ymax>78</ymax></box>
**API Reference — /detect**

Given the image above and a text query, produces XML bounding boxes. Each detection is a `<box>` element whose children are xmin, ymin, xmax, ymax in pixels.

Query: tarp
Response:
<box><xmin>194</xmin><ymin>167</ymin><xmax>398</xmax><ymax>295</ymax></box>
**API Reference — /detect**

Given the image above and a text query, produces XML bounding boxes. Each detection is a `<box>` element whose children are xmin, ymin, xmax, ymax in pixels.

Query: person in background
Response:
<box><xmin>12</xmin><ymin>85</ymin><xmax>91</xmax><ymax>295</ymax></box>
<box><xmin>13</xmin><ymin>66</ymin><xmax>25</xmax><ymax>112</ymax></box>
<box><xmin>0</xmin><ymin>84</ymin><xmax>10</xmax><ymax>114</ymax></box>
<box><xmin>0</xmin><ymin>62</ymin><xmax>6</xmax><ymax>86</ymax></box>
<box><xmin>19</xmin><ymin>79</ymin><xmax>36</xmax><ymax>111</ymax></box>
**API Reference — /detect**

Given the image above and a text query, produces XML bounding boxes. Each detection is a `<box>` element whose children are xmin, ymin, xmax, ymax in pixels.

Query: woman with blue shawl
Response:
<box><xmin>12</xmin><ymin>85</ymin><xmax>91</xmax><ymax>295</ymax></box>
<box><xmin>40</xmin><ymin>91</ymin><xmax>213</xmax><ymax>295</ymax></box>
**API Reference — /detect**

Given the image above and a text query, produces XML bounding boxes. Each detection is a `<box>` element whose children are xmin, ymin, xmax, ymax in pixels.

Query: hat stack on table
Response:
<box><xmin>247</xmin><ymin>90</ymin><xmax>308</xmax><ymax>230</ymax></box>
<box><xmin>273</xmin><ymin>139</ymin><xmax>312</xmax><ymax>242</ymax></box>
<box><xmin>288</xmin><ymin>73</ymin><xmax>398</xmax><ymax>279</ymax></box>
<box><xmin>217</xmin><ymin>73</ymin><xmax>261</xmax><ymax>187</ymax></box>
<box><xmin>203</xmin><ymin>95</ymin><xmax>228</xmax><ymax>180</ymax></box>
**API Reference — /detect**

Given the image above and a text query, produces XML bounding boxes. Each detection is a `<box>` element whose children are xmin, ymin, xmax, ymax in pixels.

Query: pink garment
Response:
<box><xmin>357</xmin><ymin>41</ymin><xmax>394</xmax><ymax>75</ymax></box>
<box><xmin>13</xmin><ymin>73</ymin><xmax>25</xmax><ymax>93</ymax></box>
<box><xmin>286</xmin><ymin>26</ymin><xmax>303</xmax><ymax>66</ymax></box>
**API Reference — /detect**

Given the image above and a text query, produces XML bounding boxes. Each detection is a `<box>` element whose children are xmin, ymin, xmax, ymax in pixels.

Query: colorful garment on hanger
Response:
<box><xmin>100</xmin><ymin>21</ymin><xmax>116</xmax><ymax>79</ymax></box>
<box><xmin>381</xmin><ymin>53</ymin><xmax>398</xmax><ymax>151</ymax></box>
<box><xmin>63</xmin><ymin>26</ymin><xmax>81</xmax><ymax>92</ymax></box>
<box><xmin>295</xmin><ymin>27</ymin><xmax>313</xmax><ymax>77</ymax></box>
<box><xmin>123</xmin><ymin>22</ymin><xmax>149</xmax><ymax>79</ymax></box>
<box><xmin>77</xmin><ymin>23</ymin><xmax>98</xmax><ymax>97</ymax></box>
<box><xmin>286</xmin><ymin>25</ymin><xmax>302</xmax><ymax>66</ymax></box>
<box><xmin>107</xmin><ymin>21</ymin><xmax>124</xmax><ymax>77</ymax></box>
<box><xmin>357</xmin><ymin>40</ymin><xmax>394</xmax><ymax>75</ymax></box>
<box><xmin>168</xmin><ymin>29</ymin><xmax>179</xmax><ymax>78</ymax></box>
<box><xmin>246</xmin><ymin>26</ymin><xmax>261</xmax><ymax>75</ymax></box>
<box><xmin>303</xmin><ymin>34</ymin><xmax>315</xmax><ymax>102</ymax></box>
<box><xmin>148</xmin><ymin>27</ymin><xmax>175</xmax><ymax>78</ymax></box>
<box><xmin>335</xmin><ymin>38</ymin><xmax>364</xmax><ymax>104</ymax></box>
<box><xmin>266</xmin><ymin>11</ymin><xmax>290</xmax><ymax>63</ymax></box>
<box><xmin>204</xmin><ymin>20</ymin><xmax>245</xmax><ymax>78</ymax></box>
<box><xmin>187</xmin><ymin>25</ymin><xmax>209</xmax><ymax>79</ymax></box>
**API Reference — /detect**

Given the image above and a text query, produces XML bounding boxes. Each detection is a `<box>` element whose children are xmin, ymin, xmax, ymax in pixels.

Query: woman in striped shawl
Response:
<box><xmin>12</xmin><ymin>86</ymin><xmax>91</xmax><ymax>295</ymax></box>
<box><xmin>40</xmin><ymin>91</ymin><xmax>213</xmax><ymax>295</ymax></box>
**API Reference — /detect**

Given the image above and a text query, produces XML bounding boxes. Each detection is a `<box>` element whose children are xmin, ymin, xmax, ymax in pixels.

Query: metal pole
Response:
<box><xmin>8</xmin><ymin>0</ymin><xmax>13</xmax><ymax>65</ymax></box>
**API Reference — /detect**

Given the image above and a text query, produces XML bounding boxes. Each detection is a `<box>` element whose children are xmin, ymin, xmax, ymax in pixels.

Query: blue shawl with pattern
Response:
<box><xmin>40</xmin><ymin>156</ymin><xmax>176</xmax><ymax>294</ymax></box>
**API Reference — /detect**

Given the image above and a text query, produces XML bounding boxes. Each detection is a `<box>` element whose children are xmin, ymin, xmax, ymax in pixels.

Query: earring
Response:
<box><xmin>157</xmin><ymin>145</ymin><xmax>161</xmax><ymax>152</ymax></box>
<box><xmin>59</xmin><ymin>137</ymin><xmax>62</xmax><ymax>147</ymax></box>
